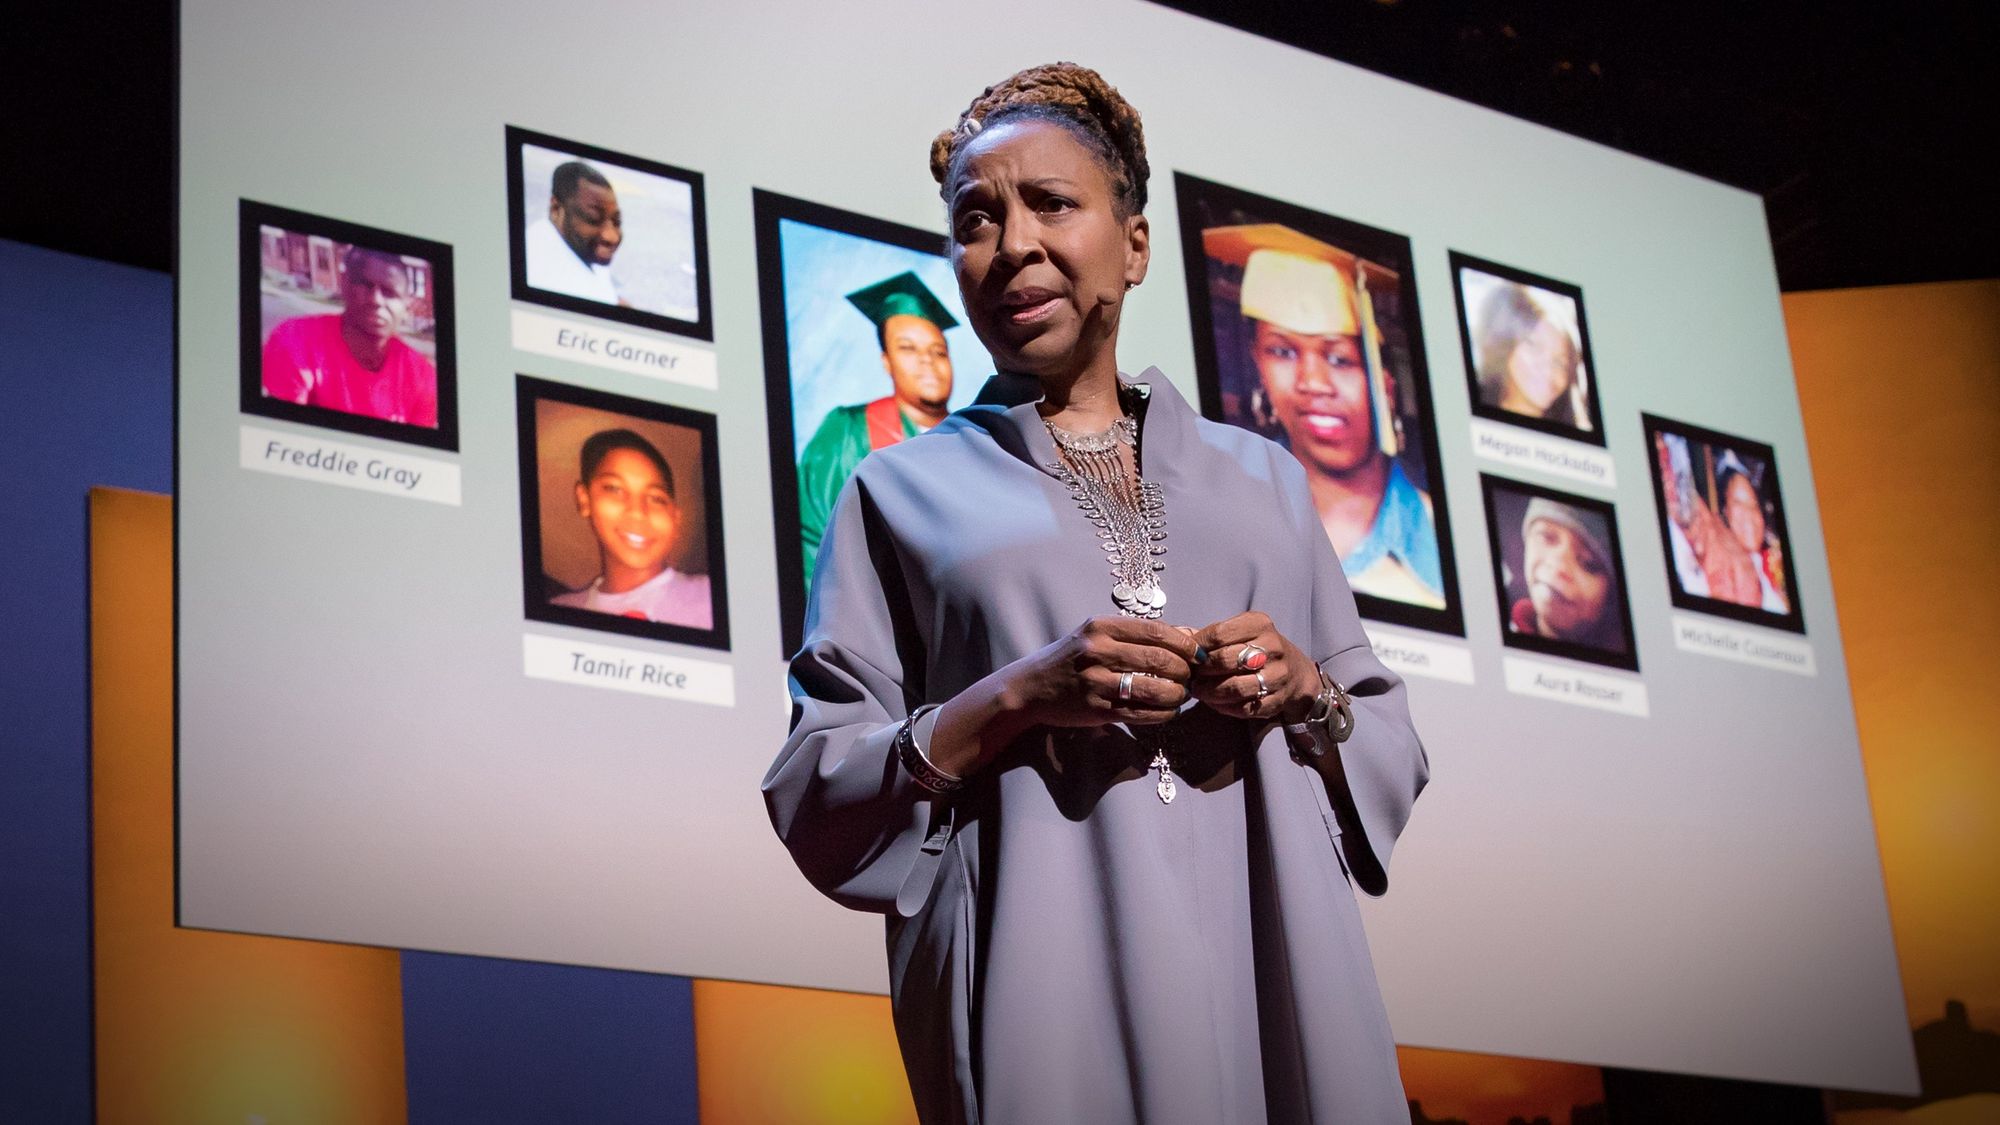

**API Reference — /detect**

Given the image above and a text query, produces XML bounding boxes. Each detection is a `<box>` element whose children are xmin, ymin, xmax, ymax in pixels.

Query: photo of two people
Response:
<box><xmin>1644</xmin><ymin>413</ymin><xmax>1804</xmax><ymax>634</ymax></box>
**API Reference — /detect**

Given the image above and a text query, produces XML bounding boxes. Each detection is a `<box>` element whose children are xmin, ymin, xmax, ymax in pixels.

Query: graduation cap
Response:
<box><xmin>846</xmin><ymin>271</ymin><xmax>960</xmax><ymax>334</ymax></box>
<box><xmin>1204</xmin><ymin>224</ymin><xmax>1400</xmax><ymax>338</ymax></box>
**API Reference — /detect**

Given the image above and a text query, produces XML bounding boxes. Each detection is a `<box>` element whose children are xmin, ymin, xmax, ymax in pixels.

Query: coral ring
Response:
<box><xmin>1237</xmin><ymin>644</ymin><xmax>1269</xmax><ymax>672</ymax></box>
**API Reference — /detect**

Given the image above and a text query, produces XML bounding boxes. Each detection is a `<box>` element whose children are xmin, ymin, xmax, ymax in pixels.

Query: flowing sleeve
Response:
<box><xmin>761</xmin><ymin>468</ymin><xmax>943</xmax><ymax>915</ymax></box>
<box><xmin>1279</xmin><ymin>455</ymin><xmax>1430</xmax><ymax>897</ymax></box>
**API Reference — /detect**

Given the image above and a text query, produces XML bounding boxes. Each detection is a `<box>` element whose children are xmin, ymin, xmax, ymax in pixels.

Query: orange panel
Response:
<box><xmin>90</xmin><ymin>488</ymin><xmax>408</xmax><ymax>1124</ymax></box>
<box><xmin>693</xmin><ymin>978</ymin><xmax>917</xmax><ymax>1125</ymax></box>
<box><xmin>1785</xmin><ymin>281</ymin><xmax>2000</xmax><ymax>1036</ymax></box>
<box><xmin>1398</xmin><ymin>1045</ymin><xmax>1605</xmax><ymax>1123</ymax></box>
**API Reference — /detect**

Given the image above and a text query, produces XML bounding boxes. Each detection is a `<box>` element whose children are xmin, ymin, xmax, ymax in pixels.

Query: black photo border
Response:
<box><xmin>1479</xmin><ymin>473</ymin><xmax>1640</xmax><ymax>672</ymax></box>
<box><xmin>505</xmin><ymin>125</ymin><xmax>714</xmax><ymax>343</ymax></box>
<box><xmin>1449</xmin><ymin>250</ymin><xmax>1607</xmax><ymax>448</ymax></box>
<box><xmin>1173</xmin><ymin>171</ymin><xmax>1465</xmax><ymax>638</ymax></box>
<box><xmin>238</xmin><ymin>199</ymin><xmax>460</xmax><ymax>452</ymax></box>
<box><xmin>515</xmin><ymin>374</ymin><xmax>731</xmax><ymax>652</ymax></box>
<box><xmin>753</xmin><ymin>188</ymin><xmax>952</xmax><ymax>656</ymax></box>
<box><xmin>1639</xmin><ymin>412</ymin><xmax>1807</xmax><ymax>635</ymax></box>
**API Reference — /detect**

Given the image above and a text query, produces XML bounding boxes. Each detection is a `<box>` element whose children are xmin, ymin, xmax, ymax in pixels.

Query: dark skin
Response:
<box><xmin>551</xmin><ymin>179</ymin><xmax>623</xmax><ymax>266</ymax></box>
<box><xmin>880</xmin><ymin>313</ymin><xmax>954</xmax><ymax>428</ymax></box>
<box><xmin>923</xmin><ymin>120</ymin><xmax>1323</xmax><ymax>780</ymax></box>
<box><xmin>337</xmin><ymin>255</ymin><xmax>411</xmax><ymax>372</ymax></box>
<box><xmin>551</xmin><ymin>179</ymin><xmax>632</xmax><ymax>308</ymax></box>
<box><xmin>1252</xmin><ymin>321</ymin><xmax>1391</xmax><ymax>557</ymax></box>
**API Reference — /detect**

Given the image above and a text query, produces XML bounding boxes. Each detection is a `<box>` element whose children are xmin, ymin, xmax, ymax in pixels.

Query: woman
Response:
<box><xmin>1237</xmin><ymin>245</ymin><xmax>1447</xmax><ymax>609</ymax></box>
<box><xmin>1718</xmin><ymin>460</ymin><xmax>1790</xmax><ymax>613</ymax></box>
<box><xmin>764</xmin><ymin>63</ymin><xmax>1428</xmax><ymax>1123</ymax></box>
<box><xmin>1474</xmin><ymin>282</ymin><xmax>1587</xmax><ymax>431</ymax></box>
<box><xmin>1509</xmin><ymin>498</ymin><xmax>1625</xmax><ymax>653</ymax></box>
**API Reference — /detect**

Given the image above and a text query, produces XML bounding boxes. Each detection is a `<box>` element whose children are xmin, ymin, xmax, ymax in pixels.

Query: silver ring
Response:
<box><xmin>1118</xmin><ymin>671</ymin><xmax>1135</xmax><ymax>701</ymax></box>
<box><xmin>1255</xmin><ymin>670</ymin><xmax>1270</xmax><ymax>698</ymax></box>
<box><xmin>1237</xmin><ymin>643</ymin><xmax>1267</xmax><ymax>671</ymax></box>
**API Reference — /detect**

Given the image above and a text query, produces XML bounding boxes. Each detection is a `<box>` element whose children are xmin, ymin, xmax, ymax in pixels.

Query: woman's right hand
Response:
<box><xmin>1002</xmin><ymin>615</ymin><xmax>1197</xmax><ymax>728</ymax></box>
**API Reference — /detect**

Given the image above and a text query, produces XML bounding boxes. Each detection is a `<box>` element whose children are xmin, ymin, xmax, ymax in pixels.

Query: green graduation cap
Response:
<box><xmin>846</xmin><ymin>270</ymin><xmax>959</xmax><ymax>333</ymax></box>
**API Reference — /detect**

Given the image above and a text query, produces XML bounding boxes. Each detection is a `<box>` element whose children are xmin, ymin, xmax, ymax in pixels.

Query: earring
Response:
<box><xmin>1250</xmin><ymin>388</ymin><xmax>1276</xmax><ymax>431</ymax></box>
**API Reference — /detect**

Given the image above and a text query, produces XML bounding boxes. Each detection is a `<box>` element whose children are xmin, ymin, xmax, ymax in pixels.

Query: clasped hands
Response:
<box><xmin>1017</xmin><ymin>612</ymin><xmax>1320</xmax><ymax>729</ymax></box>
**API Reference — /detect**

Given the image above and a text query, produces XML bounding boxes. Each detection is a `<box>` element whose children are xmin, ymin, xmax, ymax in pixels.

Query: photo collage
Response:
<box><xmin>234</xmin><ymin>139</ymin><xmax>1809</xmax><ymax>703</ymax></box>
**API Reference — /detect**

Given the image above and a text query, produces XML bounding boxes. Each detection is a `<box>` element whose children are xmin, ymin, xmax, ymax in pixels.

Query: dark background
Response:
<box><xmin>2</xmin><ymin>1</ymin><xmax>1991</xmax><ymax>291</ymax></box>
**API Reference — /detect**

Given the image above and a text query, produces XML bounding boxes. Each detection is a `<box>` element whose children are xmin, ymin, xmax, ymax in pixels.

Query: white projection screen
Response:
<box><xmin>175</xmin><ymin>0</ymin><xmax>1917</xmax><ymax>1093</ymax></box>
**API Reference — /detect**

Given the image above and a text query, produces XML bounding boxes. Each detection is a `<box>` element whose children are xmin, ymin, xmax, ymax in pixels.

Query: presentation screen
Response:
<box><xmin>176</xmin><ymin>0</ymin><xmax>1914</xmax><ymax>1092</ymax></box>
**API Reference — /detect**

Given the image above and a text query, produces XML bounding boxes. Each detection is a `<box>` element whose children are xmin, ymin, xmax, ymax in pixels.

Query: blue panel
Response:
<box><xmin>401</xmin><ymin>952</ymin><xmax>700</xmax><ymax>1124</ymax></box>
<box><xmin>0</xmin><ymin>239</ymin><xmax>173</xmax><ymax>1122</ymax></box>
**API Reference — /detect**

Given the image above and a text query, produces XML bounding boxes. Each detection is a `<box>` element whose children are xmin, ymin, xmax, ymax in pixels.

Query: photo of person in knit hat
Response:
<box><xmin>1481</xmin><ymin>474</ymin><xmax>1638</xmax><ymax>671</ymax></box>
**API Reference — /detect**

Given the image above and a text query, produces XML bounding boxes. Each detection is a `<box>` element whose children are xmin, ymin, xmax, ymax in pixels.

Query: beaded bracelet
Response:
<box><xmin>896</xmin><ymin>704</ymin><xmax>963</xmax><ymax>796</ymax></box>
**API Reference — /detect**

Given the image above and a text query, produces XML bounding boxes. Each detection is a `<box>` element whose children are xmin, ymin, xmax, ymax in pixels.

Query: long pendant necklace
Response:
<box><xmin>1045</xmin><ymin>410</ymin><xmax>1179</xmax><ymax>803</ymax></box>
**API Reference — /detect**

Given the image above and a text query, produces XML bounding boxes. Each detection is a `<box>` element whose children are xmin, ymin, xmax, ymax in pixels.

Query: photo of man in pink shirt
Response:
<box><xmin>260</xmin><ymin>245</ymin><xmax>439</xmax><ymax>428</ymax></box>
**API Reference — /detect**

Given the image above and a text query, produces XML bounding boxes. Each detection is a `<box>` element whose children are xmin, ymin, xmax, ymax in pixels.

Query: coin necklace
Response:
<box><xmin>1044</xmin><ymin>410</ymin><xmax>1180</xmax><ymax>803</ymax></box>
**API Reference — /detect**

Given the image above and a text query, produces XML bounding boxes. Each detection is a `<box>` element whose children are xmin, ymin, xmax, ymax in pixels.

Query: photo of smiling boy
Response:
<box><xmin>551</xmin><ymin>429</ymin><xmax>711</xmax><ymax>629</ymax></box>
<box><xmin>517</xmin><ymin>376</ymin><xmax>729</xmax><ymax>650</ymax></box>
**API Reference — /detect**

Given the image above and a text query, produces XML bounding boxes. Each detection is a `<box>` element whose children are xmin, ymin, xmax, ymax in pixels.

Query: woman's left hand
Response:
<box><xmin>1186</xmin><ymin>612</ymin><xmax>1320</xmax><ymax>724</ymax></box>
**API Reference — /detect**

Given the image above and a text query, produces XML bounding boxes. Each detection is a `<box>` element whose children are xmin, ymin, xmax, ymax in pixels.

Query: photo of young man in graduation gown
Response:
<box><xmin>795</xmin><ymin>270</ymin><xmax>956</xmax><ymax>577</ymax></box>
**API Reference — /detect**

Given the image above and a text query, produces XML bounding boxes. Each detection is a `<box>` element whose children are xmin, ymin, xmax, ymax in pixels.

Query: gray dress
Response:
<box><xmin>763</xmin><ymin>370</ymin><xmax>1429</xmax><ymax>1124</ymax></box>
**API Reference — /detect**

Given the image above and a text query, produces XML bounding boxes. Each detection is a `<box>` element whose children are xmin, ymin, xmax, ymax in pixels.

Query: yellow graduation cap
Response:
<box><xmin>845</xmin><ymin>271</ymin><xmax>959</xmax><ymax>333</ymax></box>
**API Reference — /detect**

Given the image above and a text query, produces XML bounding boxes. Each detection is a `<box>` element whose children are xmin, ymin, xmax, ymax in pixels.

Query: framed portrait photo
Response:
<box><xmin>516</xmin><ymin>375</ymin><xmax>730</xmax><ymax>651</ymax></box>
<box><xmin>240</xmin><ymin>200</ymin><xmax>458</xmax><ymax>451</ymax></box>
<box><xmin>1174</xmin><ymin>172</ymin><xmax>1464</xmax><ymax>638</ymax></box>
<box><xmin>1451</xmin><ymin>252</ymin><xmax>1605</xmax><ymax>446</ymax></box>
<box><xmin>1641</xmin><ymin>413</ymin><xmax>1805</xmax><ymax>634</ymax></box>
<box><xmin>506</xmin><ymin>126</ymin><xmax>713</xmax><ymax>341</ymax></box>
<box><xmin>1480</xmin><ymin>474</ymin><xmax>1639</xmax><ymax>672</ymax></box>
<box><xmin>752</xmin><ymin>189</ymin><xmax>989</xmax><ymax>654</ymax></box>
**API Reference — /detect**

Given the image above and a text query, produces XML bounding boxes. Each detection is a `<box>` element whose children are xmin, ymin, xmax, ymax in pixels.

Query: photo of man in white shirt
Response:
<box><xmin>525</xmin><ymin>160</ymin><xmax>625</xmax><ymax>307</ymax></box>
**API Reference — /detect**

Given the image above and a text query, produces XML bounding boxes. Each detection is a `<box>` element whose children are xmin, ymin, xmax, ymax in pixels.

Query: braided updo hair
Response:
<box><xmin>930</xmin><ymin>62</ymin><xmax>1149</xmax><ymax>218</ymax></box>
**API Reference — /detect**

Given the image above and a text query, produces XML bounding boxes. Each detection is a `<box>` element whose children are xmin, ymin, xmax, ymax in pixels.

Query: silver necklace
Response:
<box><xmin>1045</xmin><ymin>411</ymin><xmax>1179</xmax><ymax>803</ymax></box>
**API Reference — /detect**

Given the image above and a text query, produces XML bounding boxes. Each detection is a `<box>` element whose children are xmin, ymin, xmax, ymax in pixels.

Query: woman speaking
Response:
<box><xmin>764</xmin><ymin>63</ymin><xmax>1429</xmax><ymax>1123</ymax></box>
